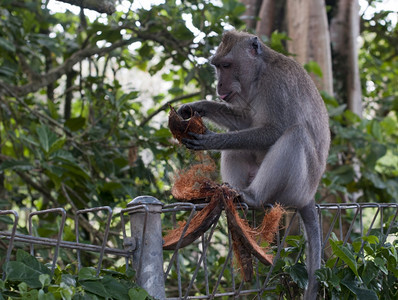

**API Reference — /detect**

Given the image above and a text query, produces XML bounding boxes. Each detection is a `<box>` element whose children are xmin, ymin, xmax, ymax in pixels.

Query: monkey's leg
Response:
<box><xmin>220</xmin><ymin>150</ymin><xmax>257</xmax><ymax>190</ymax></box>
<box><xmin>299</xmin><ymin>201</ymin><xmax>321</xmax><ymax>300</ymax></box>
<box><xmin>236</xmin><ymin>126</ymin><xmax>321</xmax><ymax>298</ymax></box>
<box><xmin>239</xmin><ymin>125</ymin><xmax>320</xmax><ymax>209</ymax></box>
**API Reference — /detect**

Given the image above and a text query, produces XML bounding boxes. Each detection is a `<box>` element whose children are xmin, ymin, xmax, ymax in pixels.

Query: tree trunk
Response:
<box><xmin>286</xmin><ymin>0</ymin><xmax>310</xmax><ymax>65</ymax></box>
<box><xmin>255</xmin><ymin>0</ymin><xmax>276</xmax><ymax>38</ymax></box>
<box><xmin>246</xmin><ymin>0</ymin><xmax>334</xmax><ymax>95</ymax></box>
<box><xmin>330</xmin><ymin>0</ymin><xmax>362</xmax><ymax>116</ymax></box>
<box><xmin>286</xmin><ymin>0</ymin><xmax>334</xmax><ymax>95</ymax></box>
<box><xmin>241</xmin><ymin>0</ymin><xmax>259</xmax><ymax>30</ymax></box>
<box><xmin>307</xmin><ymin>0</ymin><xmax>334</xmax><ymax>95</ymax></box>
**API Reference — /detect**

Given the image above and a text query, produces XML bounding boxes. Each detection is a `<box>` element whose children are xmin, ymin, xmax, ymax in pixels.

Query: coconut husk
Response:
<box><xmin>225</xmin><ymin>193</ymin><xmax>254</xmax><ymax>281</ymax></box>
<box><xmin>171</xmin><ymin>158</ymin><xmax>217</xmax><ymax>201</ymax></box>
<box><xmin>163</xmin><ymin>195</ymin><xmax>223</xmax><ymax>250</ymax></box>
<box><xmin>164</xmin><ymin>177</ymin><xmax>284</xmax><ymax>280</ymax></box>
<box><xmin>222</xmin><ymin>193</ymin><xmax>274</xmax><ymax>275</ymax></box>
<box><xmin>168</xmin><ymin>105</ymin><xmax>206</xmax><ymax>143</ymax></box>
<box><xmin>256</xmin><ymin>204</ymin><xmax>284</xmax><ymax>243</ymax></box>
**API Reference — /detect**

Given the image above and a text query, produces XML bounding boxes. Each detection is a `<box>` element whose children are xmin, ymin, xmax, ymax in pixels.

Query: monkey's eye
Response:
<box><xmin>221</xmin><ymin>63</ymin><xmax>231</xmax><ymax>69</ymax></box>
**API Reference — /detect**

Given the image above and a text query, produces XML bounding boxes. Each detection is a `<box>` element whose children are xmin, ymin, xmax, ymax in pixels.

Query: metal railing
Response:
<box><xmin>1</xmin><ymin>198</ymin><xmax>397</xmax><ymax>299</ymax></box>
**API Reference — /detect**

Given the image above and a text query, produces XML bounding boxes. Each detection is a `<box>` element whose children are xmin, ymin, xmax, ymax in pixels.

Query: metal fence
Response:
<box><xmin>1</xmin><ymin>196</ymin><xmax>397</xmax><ymax>299</ymax></box>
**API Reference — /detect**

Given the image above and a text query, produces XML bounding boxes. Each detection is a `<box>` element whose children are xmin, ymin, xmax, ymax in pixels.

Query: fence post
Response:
<box><xmin>128</xmin><ymin>196</ymin><xmax>165</xmax><ymax>299</ymax></box>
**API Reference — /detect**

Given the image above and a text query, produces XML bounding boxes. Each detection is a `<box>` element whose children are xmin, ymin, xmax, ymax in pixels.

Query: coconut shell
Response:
<box><xmin>168</xmin><ymin>105</ymin><xmax>206</xmax><ymax>143</ymax></box>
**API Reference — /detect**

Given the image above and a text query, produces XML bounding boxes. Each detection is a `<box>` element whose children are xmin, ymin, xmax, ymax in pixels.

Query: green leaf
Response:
<box><xmin>36</xmin><ymin>125</ymin><xmax>58</xmax><ymax>154</ymax></box>
<box><xmin>48</xmin><ymin>138</ymin><xmax>66</xmax><ymax>155</ymax></box>
<box><xmin>328</xmin><ymin>104</ymin><xmax>346</xmax><ymax>117</ymax></box>
<box><xmin>101</xmin><ymin>276</ymin><xmax>130</xmax><ymax>300</ymax></box>
<box><xmin>79</xmin><ymin>280</ymin><xmax>109</xmax><ymax>297</ymax></box>
<box><xmin>64</xmin><ymin>117</ymin><xmax>86</xmax><ymax>132</ymax></box>
<box><xmin>117</xmin><ymin>91</ymin><xmax>139</xmax><ymax>110</ymax></box>
<box><xmin>362</xmin><ymin>235</ymin><xmax>379</xmax><ymax>244</ymax></box>
<box><xmin>128</xmin><ymin>287</ymin><xmax>150</xmax><ymax>300</ymax></box>
<box><xmin>0</xmin><ymin>160</ymin><xmax>34</xmax><ymax>172</ymax></box>
<box><xmin>77</xmin><ymin>268</ymin><xmax>97</xmax><ymax>281</ymax></box>
<box><xmin>329</xmin><ymin>165</ymin><xmax>356</xmax><ymax>185</ymax></box>
<box><xmin>285</xmin><ymin>263</ymin><xmax>308</xmax><ymax>289</ymax></box>
<box><xmin>58</xmin><ymin>282</ymin><xmax>74</xmax><ymax>300</ymax></box>
<box><xmin>0</xmin><ymin>65</ymin><xmax>17</xmax><ymax>78</ymax></box>
<box><xmin>304</xmin><ymin>61</ymin><xmax>323</xmax><ymax>78</ymax></box>
<box><xmin>315</xmin><ymin>268</ymin><xmax>340</xmax><ymax>289</ymax></box>
<box><xmin>154</xmin><ymin>128</ymin><xmax>171</xmax><ymax>138</ymax></box>
<box><xmin>369</xmin><ymin>120</ymin><xmax>383</xmax><ymax>141</ymax></box>
<box><xmin>363</xmin><ymin>171</ymin><xmax>386</xmax><ymax>189</ymax></box>
<box><xmin>0</xmin><ymin>37</ymin><xmax>15</xmax><ymax>52</ymax></box>
<box><xmin>341</xmin><ymin>278</ymin><xmax>378</xmax><ymax>300</ymax></box>
<box><xmin>39</xmin><ymin>274</ymin><xmax>51</xmax><ymax>288</ymax></box>
<box><xmin>329</xmin><ymin>239</ymin><xmax>359</xmax><ymax>277</ymax></box>
<box><xmin>374</xmin><ymin>257</ymin><xmax>388</xmax><ymax>275</ymax></box>
<box><xmin>5</xmin><ymin>261</ymin><xmax>46</xmax><ymax>288</ymax></box>
<box><xmin>16</xmin><ymin>250</ymin><xmax>52</xmax><ymax>276</ymax></box>
<box><xmin>285</xmin><ymin>235</ymin><xmax>304</xmax><ymax>248</ymax></box>
<box><xmin>38</xmin><ymin>288</ymin><xmax>56</xmax><ymax>300</ymax></box>
<box><xmin>61</xmin><ymin>274</ymin><xmax>76</xmax><ymax>287</ymax></box>
<box><xmin>362</xmin><ymin>261</ymin><xmax>378</xmax><ymax>286</ymax></box>
<box><xmin>343</xmin><ymin>109</ymin><xmax>361</xmax><ymax>123</ymax></box>
<box><xmin>58</xmin><ymin>162</ymin><xmax>90</xmax><ymax>179</ymax></box>
<box><xmin>18</xmin><ymin>281</ymin><xmax>28</xmax><ymax>293</ymax></box>
<box><xmin>380</xmin><ymin>116</ymin><xmax>398</xmax><ymax>135</ymax></box>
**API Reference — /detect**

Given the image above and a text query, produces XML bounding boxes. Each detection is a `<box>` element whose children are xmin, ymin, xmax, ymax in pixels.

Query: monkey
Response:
<box><xmin>177</xmin><ymin>31</ymin><xmax>330</xmax><ymax>299</ymax></box>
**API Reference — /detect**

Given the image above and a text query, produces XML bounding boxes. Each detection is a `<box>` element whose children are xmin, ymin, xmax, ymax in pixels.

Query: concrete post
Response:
<box><xmin>128</xmin><ymin>196</ymin><xmax>165</xmax><ymax>299</ymax></box>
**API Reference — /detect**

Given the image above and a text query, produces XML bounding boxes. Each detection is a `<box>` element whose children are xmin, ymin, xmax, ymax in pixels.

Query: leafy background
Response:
<box><xmin>0</xmin><ymin>0</ymin><xmax>397</xmax><ymax>299</ymax></box>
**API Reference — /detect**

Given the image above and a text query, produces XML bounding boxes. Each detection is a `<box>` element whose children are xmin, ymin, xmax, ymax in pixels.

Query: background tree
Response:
<box><xmin>241</xmin><ymin>0</ymin><xmax>357</xmax><ymax>112</ymax></box>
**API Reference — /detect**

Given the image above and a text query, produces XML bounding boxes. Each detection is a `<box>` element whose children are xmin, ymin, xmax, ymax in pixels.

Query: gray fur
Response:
<box><xmin>177</xmin><ymin>31</ymin><xmax>330</xmax><ymax>299</ymax></box>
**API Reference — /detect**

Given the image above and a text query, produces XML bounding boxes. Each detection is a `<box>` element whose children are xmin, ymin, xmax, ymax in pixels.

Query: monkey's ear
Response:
<box><xmin>251</xmin><ymin>37</ymin><xmax>262</xmax><ymax>55</ymax></box>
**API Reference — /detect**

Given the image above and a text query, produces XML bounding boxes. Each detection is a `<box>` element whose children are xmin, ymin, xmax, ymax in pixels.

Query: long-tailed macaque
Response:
<box><xmin>177</xmin><ymin>31</ymin><xmax>330</xmax><ymax>299</ymax></box>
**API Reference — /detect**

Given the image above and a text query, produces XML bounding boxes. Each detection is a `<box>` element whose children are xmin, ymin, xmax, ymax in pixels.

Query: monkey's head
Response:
<box><xmin>210</xmin><ymin>31</ymin><xmax>265</xmax><ymax>103</ymax></box>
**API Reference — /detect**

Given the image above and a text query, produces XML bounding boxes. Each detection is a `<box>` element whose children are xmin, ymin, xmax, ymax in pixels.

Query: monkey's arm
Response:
<box><xmin>178</xmin><ymin>101</ymin><xmax>250</xmax><ymax>130</ymax></box>
<box><xmin>182</xmin><ymin>126</ymin><xmax>282</xmax><ymax>151</ymax></box>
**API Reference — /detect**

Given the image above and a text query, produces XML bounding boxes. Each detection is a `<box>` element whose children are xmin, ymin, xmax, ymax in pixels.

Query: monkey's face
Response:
<box><xmin>211</xmin><ymin>32</ymin><xmax>265</xmax><ymax>103</ymax></box>
<box><xmin>212</xmin><ymin>52</ymin><xmax>262</xmax><ymax>104</ymax></box>
<box><xmin>212</xmin><ymin>53</ymin><xmax>241</xmax><ymax>102</ymax></box>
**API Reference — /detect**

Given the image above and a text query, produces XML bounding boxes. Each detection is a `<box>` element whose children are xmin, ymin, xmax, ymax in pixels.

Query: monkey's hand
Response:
<box><xmin>181</xmin><ymin>129</ymin><xmax>218</xmax><ymax>150</ymax></box>
<box><xmin>177</xmin><ymin>104</ymin><xmax>205</xmax><ymax>120</ymax></box>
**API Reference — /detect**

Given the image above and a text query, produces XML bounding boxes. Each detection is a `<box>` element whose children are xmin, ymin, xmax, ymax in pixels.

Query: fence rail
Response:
<box><xmin>1</xmin><ymin>198</ymin><xmax>397</xmax><ymax>299</ymax></box>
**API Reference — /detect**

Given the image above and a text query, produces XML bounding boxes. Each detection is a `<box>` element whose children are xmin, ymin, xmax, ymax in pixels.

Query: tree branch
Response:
<box><xmin>54</xmin><ymin>0</ymin><xmax>116</xmax><ymax>14</ymax></box>
<box><xmin>0</xmin><ymin>39</ymin><xmax>131</xmax><ymax>98</ymax></box>
<box><xmin>0</xmin><ymin>84</ymin><xmax>68</xmax><ymax>132</ymax></box>
<box><xmin>16</xmin><ymin>171</ymin><xmax>55</xmax><ymax>204</ymax></box>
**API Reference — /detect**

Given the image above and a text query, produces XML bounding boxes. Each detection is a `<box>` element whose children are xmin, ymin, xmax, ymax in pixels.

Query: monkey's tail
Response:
<box><xmin>299</xmin><ymin>201</ymin><xmax>321</xmax><ymax>300</ymax></box>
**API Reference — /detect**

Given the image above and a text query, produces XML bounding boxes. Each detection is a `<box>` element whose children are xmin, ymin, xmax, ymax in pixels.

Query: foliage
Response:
<box><xmin>316</xmin><ymin>233</ymin><xmax>398</xmax><ymax>299</ymax></box>
<box><xmin>252</xmin><ymin>231</ymin><xmax>397</xmax><ymax>299</ymax></box>
<box><xmin>319</xmin><ymin>0</ymin><xmax>398</xmax><ymax>203</ymax></box>
<box><xmin>323</xmin><ymin>93</ymin><xmax>398</xmax><ymax>203</ymax></box>
<box><xmin>0</xmin><ymin>0</ymin><xmax>246</xmax><ymax>262</ymax></box>
<box><xmin>0</xmin><ymin>249</ymin><xmax>153</xmax><ymax>299</ymax></box>
<box><xmin>0</xmin><ymin>0</ymin><xmax>246</xmax><ymax>214</ymax></box>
